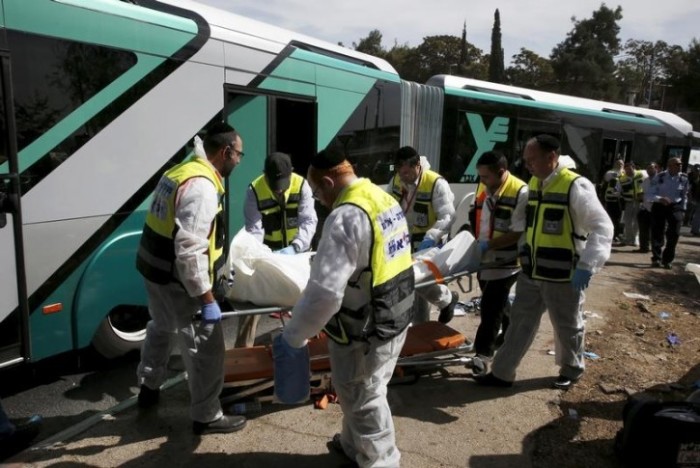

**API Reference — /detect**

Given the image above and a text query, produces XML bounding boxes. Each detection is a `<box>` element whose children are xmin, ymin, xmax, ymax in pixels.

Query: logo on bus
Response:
<box><xmin>462</xmin><ymin>113</ymin><xmax>510</xmax><ymax>182</ymax></box>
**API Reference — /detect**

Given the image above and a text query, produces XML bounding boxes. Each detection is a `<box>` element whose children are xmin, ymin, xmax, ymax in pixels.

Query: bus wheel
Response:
<box><xmin>92</xmin><ymin>306</ymin><xmax>149</xmax><ymax>359</ymax></box>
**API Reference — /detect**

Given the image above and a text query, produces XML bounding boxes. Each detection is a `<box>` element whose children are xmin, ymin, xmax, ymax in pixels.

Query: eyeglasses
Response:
<box><xmin>228</xmin><ymin>146</ymin><xmax>244</xmax><ymax>158</ymax></box>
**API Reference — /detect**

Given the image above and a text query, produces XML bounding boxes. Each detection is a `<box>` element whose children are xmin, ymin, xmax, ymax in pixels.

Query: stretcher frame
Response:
<box><xmin>218</xmin><ymin>267</ymin><xmax>482</xmax><ymax>405</ymax></box>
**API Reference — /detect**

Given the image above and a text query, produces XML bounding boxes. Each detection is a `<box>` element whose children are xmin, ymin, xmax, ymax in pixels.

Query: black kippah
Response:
<box><xmin>310</xmin><ymin>147</ymin><xmax>347</xmax><ymax>169</ymax></box>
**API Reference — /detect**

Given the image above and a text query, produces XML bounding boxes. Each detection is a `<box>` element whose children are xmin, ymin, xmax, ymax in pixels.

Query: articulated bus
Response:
<box><xmin>0</xmin><ymin>0</ymin><xmax>694</xmax><ymax>368</ymax></box>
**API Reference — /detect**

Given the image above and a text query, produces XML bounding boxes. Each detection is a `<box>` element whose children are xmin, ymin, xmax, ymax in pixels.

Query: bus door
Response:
<box><xmin>222</xmin><ymin>89</ymin><xmax>316</xmax><ymax>241</ymax></box>
<box><xmin>0</xmin><ymin>48</ymin><xmax>29</xmax><ymax>368</ymax></box>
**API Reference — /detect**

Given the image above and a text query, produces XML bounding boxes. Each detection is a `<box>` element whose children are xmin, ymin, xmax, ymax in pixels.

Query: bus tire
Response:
<box><xmin>91</xmin><ymin>306</ymin><xmax>148</xmax><ymax>359</ymax></box>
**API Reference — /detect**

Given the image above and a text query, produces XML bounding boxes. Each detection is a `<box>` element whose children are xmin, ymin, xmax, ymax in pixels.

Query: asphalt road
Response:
<box><xmin>0</xmin><ymin>313</ymin><xmax>285</xmax><ymax>449</ymax></box>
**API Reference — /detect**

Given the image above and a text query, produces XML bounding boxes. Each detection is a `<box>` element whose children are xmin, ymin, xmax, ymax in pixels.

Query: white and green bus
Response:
<box><xmin>0</xmin><ymin>0</ymin><xmax>694</xmax><ymax>368</ymax></box>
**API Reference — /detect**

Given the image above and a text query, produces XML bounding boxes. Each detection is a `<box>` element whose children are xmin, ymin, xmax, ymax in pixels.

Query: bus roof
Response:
<box><xmin>158</xmin><ymin>0</ymin><xmax>399</xmax><ymax>74</ymax></box>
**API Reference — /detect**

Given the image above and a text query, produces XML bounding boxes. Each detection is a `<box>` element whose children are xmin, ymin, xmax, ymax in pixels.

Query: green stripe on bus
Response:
<box><xmin>4</xmin><ymin>0</ymin><xmax>197</xmax><ymax>51</ymax></box>
<box><xmin>445</xmin><ymin>87</ymin><xmax>664</xmax><ymax>127</ymax></box>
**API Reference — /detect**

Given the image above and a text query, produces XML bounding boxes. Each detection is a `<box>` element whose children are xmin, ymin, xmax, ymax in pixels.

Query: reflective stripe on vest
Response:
<box><xmin>604</xmin><ymin>179</ymin><xmax>619</xmax><ymax>202</ymax></box>
<box><xmin>521</xmin><ymin>168</ymin><xmax>579</xmax><ymax>282</ymax></box>
<box><xmin>136</xmin><ymin>157</ymin><xmax>226</xmax><ymax>287</ymax></box>
<box><xmin>324</xmin><ymin>178</ymin><xmax>415</xmax><ymax>344</ymax></box>
<box><xmin>390</xmin><ymin>169</ymin><xmax>441</xmax><ymax>250</ymax></box>
<box><xmin>619</xmin><ymin>170</ymin><xmax>644</xmax><ymax>202</ymax></box>
<box><xmin>470</xmin><ymin>174</ymin><xmax>526</xmax><ymax>268</ymax></box>
<box><xmin>251</xmin><ymin>173</ymin><xmax>304</xmax><ymax>250</ymax></box>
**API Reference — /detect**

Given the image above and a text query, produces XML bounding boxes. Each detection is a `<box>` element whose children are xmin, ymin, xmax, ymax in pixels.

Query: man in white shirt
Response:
<box><xmin>388</xmin><ymin>146</ymin><xmax>458</xmax><ymax>323</ymax></box>
<box><xmin>475</xmin><ymin>135</ymin><xmax>613</xmax><ymax>390</ymax></box>
<box><xmin>635</xmin><ymin>162</ymin><xmax>658</xmax><ymax>254</ymax></box>
<box><xmin>468</xmin><ymin>151</ymin><xmax>528</xmax><ymax>376</ymax></box>
<box><xmin>282</xmin><ymin>147</ymin><xmax>414</xmax><ymax>467</ymax></box>
<box><xmin>135</xmin><ymin>123</ymin><xmax>247</xmax><ymax>435</ymax></box>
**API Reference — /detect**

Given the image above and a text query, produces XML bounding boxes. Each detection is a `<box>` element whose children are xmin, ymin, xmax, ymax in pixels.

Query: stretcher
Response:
<box><xmin>219</xmin><ymin>268</ymin><xmax>479</xmax><ymax>405</ymax></box>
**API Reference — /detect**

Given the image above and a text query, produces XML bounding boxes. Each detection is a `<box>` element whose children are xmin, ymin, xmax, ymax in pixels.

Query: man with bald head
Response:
<box><xmin>474</xmin><ymin>135</ymin><xmax>613</xmax><ymax>390</ymax></box>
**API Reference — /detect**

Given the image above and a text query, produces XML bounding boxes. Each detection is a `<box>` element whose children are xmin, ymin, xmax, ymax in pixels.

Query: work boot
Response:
<box><xmin>0</xmin><ymin>414</ymin><xmax>42</xmax><ymax>460</ymax></box>
<box><xmin>137</xmin><ymin>384</ymin><xmax>160</xmax><ymax>409</ymax></box>
<box><xmin>438</xmin><ymin>291</ymin><xmax>459</xmax><ymax>324</ymax></box>
<box><xmin>471</xmin><ymin>355</ymin><xmax>490</xmax><ymax>376</ymax></box>
<box><xmin>192</xmin><ymin>415</ymin><xmax>247</xmax><ymax>435</ymax></box>
<box><xmin>473</xmin><ymin>372</ymin><xmax>513</xmax><ymax>388</ymax></box>
<box><xmin>552</xmin><ymin>375</ymin><xmax>579</xmax><ymax>390</ymax></box>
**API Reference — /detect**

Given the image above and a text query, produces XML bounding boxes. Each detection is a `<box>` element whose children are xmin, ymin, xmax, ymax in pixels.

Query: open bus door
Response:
<box><xmin>0</xmin><ymin>46</ymin><xmax>30</xmax><ymax>369</ymax></box>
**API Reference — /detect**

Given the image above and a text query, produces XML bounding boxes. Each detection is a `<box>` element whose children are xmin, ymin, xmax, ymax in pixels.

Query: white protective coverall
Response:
<box><xmin>388</xmin><ymin>157</ymin><xmax>456</xmax><ymax>321</ymax></box>
<box><xmin>283</xmin><ymin>178</ymin><xmax>407</xmax><ymax>468</ymax></box>
<box><xmin>491</xmin><ymin>165</ymin><xmax>613</xmax><ymax>382</ymax></box>
<box><xmin>137</xmin><ymin>157</ymin><xmax>226</xmax><ymax>424</ymax></box>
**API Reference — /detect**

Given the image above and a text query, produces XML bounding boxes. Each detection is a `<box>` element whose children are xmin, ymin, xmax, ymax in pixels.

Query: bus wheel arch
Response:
<box><xmin>91</xmin><ymin>305</ymin><xmax>149</xmax><ymax>359</ymax></box>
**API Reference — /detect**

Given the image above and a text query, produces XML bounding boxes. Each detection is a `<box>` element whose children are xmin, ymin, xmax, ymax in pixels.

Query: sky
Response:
<box><xmin>198</xmin><ymin>0</ymin><xmax>700</xmax><ymax>62</ymax></box>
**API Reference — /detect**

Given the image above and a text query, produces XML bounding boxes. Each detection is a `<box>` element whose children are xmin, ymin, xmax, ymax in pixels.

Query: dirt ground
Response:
<box><xmin>528</xmin><ymin>230</ymin><xmax>700</xmax><ymax>468</ymax></box>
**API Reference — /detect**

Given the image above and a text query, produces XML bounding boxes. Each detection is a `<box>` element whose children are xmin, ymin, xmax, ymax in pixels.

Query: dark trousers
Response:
<box><xmin>605</xmin><ymin>202</ymin><xmax>623</xmax><ymax>240</ymax></box>
<box><xmin>474</xmin><ymin>273</ymin><xmax>518</xmax><ymax>357</ymax></box>
<box><xmin>651</xmin><ymin>202</ymin><xmax>684</xmax><ymax>264</ymax></box>
<box><xmin>637</xmin><ymin>208</ymin><xmax>652</xmax><ymax>252</ymax></box>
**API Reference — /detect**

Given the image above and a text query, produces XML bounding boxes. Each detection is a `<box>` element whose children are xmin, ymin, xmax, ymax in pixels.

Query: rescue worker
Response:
<box><xmin>237</xmin><ymin>152</ymin><xmax>317</xmax><ymax>347</ymax></box>
<box><xmin>650</xmin><ymin>157</ymin><xmax>689</xmax><ymax>269</ymax></box>
<box><xmin>281</xmin><ymin>147</ymin><xmax>414</xmax><ymax>467</ymax></box>
<box><xmin>474</xmin><ymin>135</ymin><xmax>613</xmax><ymax>390</ymax></box>
<box><xmin>468</xmin><ymin>151</ymin><xmax>528</xmax><ymax>376</ymax></box>
<box><xmin>135</xmin><ymin>122</ymin><xmax>247</xmax><ymax>435</ymax></box>
<box><xmin>388</xmin><ymin>145</ymin><xmax>458</xmax><ymax>323</ymax></box>
<box><xmin>601</xmin><ymin>170</ymin><xmax>623</xmax><ymax>243</ymax></box>
<box><xmin>635</xmin><ymin>162</ymin><xmax>658</xmax><ymax>253</ymax></box>
<box><xmin>617</xmin><ymin>161</ymin><xmax>645</xmax><ymax>246</ymax></box>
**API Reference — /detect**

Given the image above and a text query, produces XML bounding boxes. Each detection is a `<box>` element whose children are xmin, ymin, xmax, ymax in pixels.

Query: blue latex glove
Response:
<box><xmin>273</xmin><ymin>334</ymin><xmax>310</xmax><ymax>404</ymax></box>
<box><xmin>201</xmin><ymin>301</ymin><xmax>222</xmax><ymax>324</ymax></box>
<box><xmin>571</xmin><ymin>268</ymin><xmax>592</xmax><ymax>292</ymax></box>
<box><xmin>276</xmin><ymin>245</ymin><xmax>296</xmax><ymax>255</ymax></box>
<box><xmin>478</xmin><ymin>239</ymin><xmax>489</xmax><ymax>253</ymax></box>
<box><xmin>418</xmin><ymin>238</ymin><xmax>437</xmax><ymax>251</ymax></box>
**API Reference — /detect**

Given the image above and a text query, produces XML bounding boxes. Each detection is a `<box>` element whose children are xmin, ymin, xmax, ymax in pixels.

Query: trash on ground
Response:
<box><xmin>599</xmin><ymin>382</ymin><xmax>622</xmax><ymax>394</ymax></box>
<box><xmin>666</xmin><ymin>333</ymin><xmax>681</xmax><ymax>346</ymax></box>
<box><xmin>583</xmin><ymin>351</ymin><xmax>600</xmax><ymax>360</ymax></box>
<box><xmin>568</xmin><ymin>408</ymin><xmax>579</xmax><ymax>420</ymax></box>
<box><xmin>453</xmin><ymin>304</ymin><xmax>467</xmax><ymax>317</ymax></box>
<box><xmin>636</xmin><ymin>301</ymin><xmax>652</xmax><ymax>313</ymax></box>
<box><xmin>685</xmin><ymin>263</ymin><xmax>700</xmax><ymax>285</ymax></box>
<box><xmin>583</xmin><ymin>311</ymin><xmax>602</xmax><ymax>319</ymax></box>
<box><xmin>624</xmin><ymin>292</ymin><xmax>651</xmax><ymax>300</ymax></box>
<box><xmin>659</xmin><ymin>311</ymin><xmax>670</xmax><ymax>319</ymax></box>
<box><xmin>547</xmin><ymin>350</ymin><xmax>556</xmax><ymax>355</ymax></box>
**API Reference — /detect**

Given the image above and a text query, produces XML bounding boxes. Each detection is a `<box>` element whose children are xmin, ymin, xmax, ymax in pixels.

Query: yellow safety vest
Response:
<box><xmin>136</xmin><ymin>157</ymin><xmax>226</xmax><ymax>292</ymax></box>
<box><xmin>619</xmin><ymin>170</ymin><xmax>644</xmax><ymax>202</ymax></box>
<box><xmin>470</xmin><ymin>173</ymin><xmax>526</xmax><ymax>268</ymax></box>
<box><xmin>604</xmin><ymin>178</ymin><xmax>619</xmax><ymax>203</ymax></box>
<box><xmin>250</xmin><ymin>173</ymin><xmax>304</xmax><ymax>250</ymax></box>
<box><xmin>324</xmin><ymin>178</ymin><xmax>415</xmax><ymax>344</ymax></box>
<box><xmin>390</xmin><ymin>169</ymin><xmax>442</xmax><ymax>250</ymax></box>
<box><xmin>520</xmin><ymin>168</ymin><xmax>580</xmax><ymax>282</ymax></box>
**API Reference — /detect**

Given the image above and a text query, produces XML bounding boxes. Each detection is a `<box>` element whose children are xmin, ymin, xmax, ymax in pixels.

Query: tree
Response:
<box><xmin>352</xmin><ymin>29</ymin><xmax>386</xmax><ymax>57</ymax></box>
<box><xmin>669</xmin><ymin>39</ymin><xmax>700</xmax><ymax>125</ymax></box>
<box><xmin>616</xmin><ymin>39</ymin><xmax>682</xmax><ymax>108</ymax></box>
<box><xmin>488</xmin><ymin>9</ymin><xmax>505</xmax><ymax>83</ymax></box>
<box><xmin>505</xmin><ymin>48</ymin><xmax>555</xmax><ymax>89</ymax></box>
<box><xmin>404</xmin><ymin>35</ymin><xmax>485</xmax><ymax>83</ymax></box>
<box><xmin>550</xmin><ymin>4</ymin><xmax>623</xmax><ymax>100</ymax></box>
